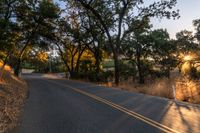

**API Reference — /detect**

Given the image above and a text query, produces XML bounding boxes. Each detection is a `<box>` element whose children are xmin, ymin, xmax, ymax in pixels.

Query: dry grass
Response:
<box><xmin>103</xmin><ymin>76</ymin><xmax>200</xmax><ymax>104</ymax></box>
<box><xmin>0</xmin><ymin>61</ymin><xmax>11</xmax><ymax>71</ymax></box>
<box><xmin>176</xmin><ymin>77</ymin><xmax>200</xmax><ymax>104</ymax></box>
<box><xmin>0</xmin><ymin>65</ymin><xmax>28</xmax><ymax>133</ymax></box>
<box><xmin>118</xmin><ymin>78</ymin><xmax>174</xmax><ymax>99</ymax></box>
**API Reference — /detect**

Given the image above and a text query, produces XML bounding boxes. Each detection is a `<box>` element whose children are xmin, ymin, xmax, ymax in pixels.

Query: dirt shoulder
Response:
<box><xmin>0</xmin><ymin>69</ymin><xmax>28</xmax><ymax>133</ymax></box>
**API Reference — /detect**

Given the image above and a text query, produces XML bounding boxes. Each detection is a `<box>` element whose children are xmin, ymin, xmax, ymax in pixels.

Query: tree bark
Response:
<box><xmin>137</xmin><ymin>61</ymin><xmax>144</xmax><ymax>84</ymax></box>
<box><xmin>94</xmin><ymin>48</ymin><xmax>101</xmax><ymax>81</ymax></box>
<box><xmin>56</xmin><ymin>43</ymin><xmax>71</xmax><ymax>78</ymax></box>
<box><xmin>95</xmin><ymin>51</ymin><xmax>100</xmax><ymax>74</ymax></box>
<box><xmin>166</xmin><ymin>67</ymin><xmax>170</xmax><ymax>78</ymax></box>
<box><xmin>113</xmin><ymin>53</ymin><xmax>120</xmax><ymax>85</ymax></box>
<box><xmin>14</xmin><ymin>21</ymin><xmax>40</xmax><ymax>76</ymax></box>
<box><xmin>14</xmin><ymin>43</ymin><xmax>29</xmax><ymax>76</ymax></box>
<box><xmin>136</xmin><ymin>46</ymin><xmax>144</xmax><ymax>84</ymax></box>
<box><xmin>75</xmin><ymin>46</ymin><xmax>86</xmax><ymax>73</ymax></box>
<box><xmin>77</xmin><ymin>0</ymin><xmax>120</xmax><ymax>85</ymax></box>
<box><xmin>14</xmin><ymin>58</ymin><xmax>21</xmax><ymax>76</ymax></box>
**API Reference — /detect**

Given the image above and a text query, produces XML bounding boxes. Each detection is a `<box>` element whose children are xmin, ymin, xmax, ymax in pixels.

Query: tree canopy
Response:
<box><xmin>1</xmin><ymin>0</ymin><xmax>200</xmax><ymax>84</ymax></box>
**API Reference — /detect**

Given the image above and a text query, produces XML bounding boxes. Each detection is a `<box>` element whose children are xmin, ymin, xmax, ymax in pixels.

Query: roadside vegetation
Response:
<box><xmin>0</xmin><ymin>62</ymin><xmax>28</xmax><ymax>132</ymax></box>
<box><xmin>1</xmin><ymin>0</ymin><xmax>200</xmax><ymax>111</ymax></box>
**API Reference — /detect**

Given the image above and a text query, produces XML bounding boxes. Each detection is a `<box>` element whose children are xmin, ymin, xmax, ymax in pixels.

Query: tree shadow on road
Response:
<box><xmin>160</xmin><ymin>100</ymin><xmax>200</xmax><ymax>133</ymax></box>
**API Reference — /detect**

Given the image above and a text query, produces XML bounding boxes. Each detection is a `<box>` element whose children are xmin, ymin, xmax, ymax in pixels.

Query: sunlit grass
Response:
<box><xmin>114</xmin><ymin>77</ymin><xmax>174</xmax><ymax>99</ymax></box>
<box><xmin>0</xmin><ymin>61</ymin><xmax>11</xmax><ymax>71</ymax></box>
<box><xmin>0</xmin><ymin>66</ymin><xmax>28</xmax><ymax>132</ymax></box>
<box><xmin>176</xmin><ymin>77</ymin><xmax>200</xmax><ymax>103</ymax></box>
<box><xmin>103</xmin><ymin>75</ymin><xmax>200</xmax><ymax>104</ymax></box>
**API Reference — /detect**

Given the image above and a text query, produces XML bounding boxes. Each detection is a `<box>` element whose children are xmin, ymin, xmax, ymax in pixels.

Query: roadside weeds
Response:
<box><xmin>0</xmin><ymin>69</ymin><xmax>28</xmax><ymax>133</ymax></box>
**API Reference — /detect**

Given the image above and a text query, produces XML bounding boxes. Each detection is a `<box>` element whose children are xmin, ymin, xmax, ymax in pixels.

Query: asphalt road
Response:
<box><xmin>16</xmin><ymin>74</ymin><xmax>200</xmax><ymax>133</ymax></box>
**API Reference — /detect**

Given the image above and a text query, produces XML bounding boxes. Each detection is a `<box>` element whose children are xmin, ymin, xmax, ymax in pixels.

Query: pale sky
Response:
<box><xmin>55</xmin><ymin>0</ymin><xmax>200</xmax><ymax>39</ymax></box>
<box><xmin>151</xmin><ymin>0</ymin><xmax>200</xmax><ymax>39</ymax></box>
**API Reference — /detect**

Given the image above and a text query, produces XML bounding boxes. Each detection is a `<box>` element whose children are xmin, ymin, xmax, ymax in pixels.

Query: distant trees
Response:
<box><xmin>23</xmin><ymin>50</ymin><xmax>49</xmax><ymax>72</ymax></box>
<box><xmin>172</xmin><ymin>19</ymin><xmax>200</xmax><ymax>79</ymax></box>
<box><xmin>0</xmin><ymin>0</ymin><xmax>60</xmax><ymax>76</ymax></box>
<box><xmin>193</xmin><ymin>19</ymin><xmax>200</xmax><ymax>42</ymax></box>
<box><xmin>149</xmin><ymin>29</ymin><xmax>177</xmax><ymax>78</ymax></box>
<box><xmin>53</xmin><ymin>9</ymin><xmax>88</xmax><ymax>78</ymax></box>
<box><xmin>2</xmin><ymin>0</ymin><xmax>200</xmax><ymax>85</ymax></box>
<box><xmin>64</xmin><ymin>0</ymin><xmax>179</xmax><ymax>85</ymax></box>
<box><xmin>121</xmin><ymin>18</ymin><xmax>151</xmax><ymax>83</ymax></box>
<box><xmin>13</xmin><ymin>0</ymin><xmax>59</xmax><ymax>76</ymax></box>
<box><xmin>122</xmin><ymin>25</ymin><xmax>177</xmax><ymax>83</ymax></box>
<box><xmin>0</xmin><ymin>0</ymin><xmax>180</xmax><ymax>83</ymax></box>
<box><xmin>120</xmin><ymin>18</ymin><xmax>200</xmax><ymax>82</ymax></box>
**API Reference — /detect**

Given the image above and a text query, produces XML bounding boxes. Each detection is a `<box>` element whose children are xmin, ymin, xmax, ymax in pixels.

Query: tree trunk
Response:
<box><xmin>75</xmin><ymin>46</ymin><xmax>86</xmax><ymax>73</ymax></box>
<box><xmin>136</xmin><ymin>47</ymin><xmax>144</xmax><ymax>84</ymax></box>
<box><xmin>166</xmin><ymin>67</ymin><xmax>170</xmax><ymax>79</ymax></box>
<box><xmin>13</xmin><ymin>20</ymin><xmax>41</xmax><ymax>77</ymax></box>
<box><xmin>14</xmin><ymin>26</ymin><xmax>38</xmax><ymax>76</ymax></box>
<box><xmin>94</xmin><ymin>51</ymin><xmax>101</xmax><ymax>82</ymax></box>
<box><xmin>71</xmin><ymin>56</ymin><xmax>74</xmax><ymax>73</ymax></box>
<box><xmin>75</xmin><ymin>56</ymin><xmax>81</xmax><ymax>73</ymax></box>
<box><xmin>56</xmin><ymin>43</ymin><xmax>71</xmax><ymax>79</ymax></box>
<box><xmin>69</xmin><ymin>71</ymin><xmax>75</xmax><ymax>79</ymax></box>
<box><xmin>14</xmin><ymin>44</ymin><xmax>28</xmax><ymax>77</ymax></box>
<box><xmin>95</xmin><ymin>55</ymin><xmax>100</xmax><ymax>74</ymax></box>
<box><xmin>14</xmin><ymin>57</ymin><xmax>21</xmax><ymax>76</ymax></box>
<box><xmin>113</xmin><ymin>53</ymin><xmax>120</xmax><ymax>85</ymax></box>
<box><xmin>95</xmin><ymin>46</ymin><xmax>100</xmax><ymax>73</ymax></box>
<box><xmin>137</xmin><ymin>60</ymin><xmax>144</xmax><ymax>84</ymax></box>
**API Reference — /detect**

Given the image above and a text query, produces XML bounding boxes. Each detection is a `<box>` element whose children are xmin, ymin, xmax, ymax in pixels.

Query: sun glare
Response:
<box><xmin>183</xmin><ymin>55</ymin><xmax>193</xmax><ymax>61</ymax></box>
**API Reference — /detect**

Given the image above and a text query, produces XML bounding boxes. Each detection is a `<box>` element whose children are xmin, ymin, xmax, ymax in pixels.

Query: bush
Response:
<box><xmin>87</xmin><ymin>71</ymin><xmax>98</xmax><ymax>82</ymax></box>
<box><xmin>86</xmin><ymin>71</ymin><xmax>114</xmax><ymax>83</ymax></box>
<box><xmin>119</xmin><ymin>60</ymin><xmax>137</xmax><ymax>81</ymax></box>
<box><xmin>149</xmin><ymin>69</ymin><xmax>169</xmax><ymax>78</ymax></box>
<box><xmin>189</xmin><ymin>67</ymin><xmax>200</xmax><ymax>79</ymax></box>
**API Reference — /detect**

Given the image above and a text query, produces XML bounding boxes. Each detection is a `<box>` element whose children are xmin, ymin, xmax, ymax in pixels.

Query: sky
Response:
<box><xmin>151</xmin><ymin>0</ymin><xmax>200</xmax><ymax>39</ymax></box>
<box><xmin>54</xmin><ymin>0</ymin><xmax>200</xmax><ymax>39</ymax></box>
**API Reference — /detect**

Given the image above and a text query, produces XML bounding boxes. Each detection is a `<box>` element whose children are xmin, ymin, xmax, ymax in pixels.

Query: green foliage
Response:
<box><xmin>77</xmin><ymin>71</ymin><xmax>113</xmax><ymax>83</ymax></box>
<box><xmin>66</xmin><ymin>0</ymin><xmax>179</xmax><ymax>84</ymax></box>
<box><xmin>193</xmin><ymin>19</ymin><xmax>200</xmax><ymax>42</ymax></box>
<box><xmin>175</xmin><ymin>30</ymin><xmax>198</xmax><ymax>54</ymax></box>
<box><xmin>150</xmin><ymin>29</ymin><xmax>178</xmax><ymax>77</ymax></box>
<box><xmin>4</xmin><ymin>0</ymin><xmax>200</xmax><ymax>86</ymax></box>
<box><xmin>119</xmin><ymin>60</ymin><xmax>137</xmax><ymax>80</ymax></box>
<box><xmin>0</xmin><ymin>0</ymin><xmax>18</xmax><ymax>53</ymax></box>
<box><xmin>39</xmin><ymin>0</ymin><xmax>59</xmax><ymax>18</ymax></box>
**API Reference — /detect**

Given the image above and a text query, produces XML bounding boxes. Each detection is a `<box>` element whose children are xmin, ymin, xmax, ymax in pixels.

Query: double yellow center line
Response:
<box><xmin>46</xmin><ymin>80</ymin><xmax>180</xmax><ymax>133</ymax></box>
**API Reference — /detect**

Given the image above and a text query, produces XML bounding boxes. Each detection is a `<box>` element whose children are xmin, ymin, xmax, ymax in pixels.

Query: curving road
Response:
<box><xmin>16</xmin><ymin>74</ymin><xmax>200</xmax><ymax>133</ymax></box>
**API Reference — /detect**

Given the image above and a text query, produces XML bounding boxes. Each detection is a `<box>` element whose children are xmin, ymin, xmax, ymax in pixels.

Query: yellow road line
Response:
<box><xmin>46</xmin><ymin>80</ymin><xmax>181</xmax><ymax>133</ymax></box>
